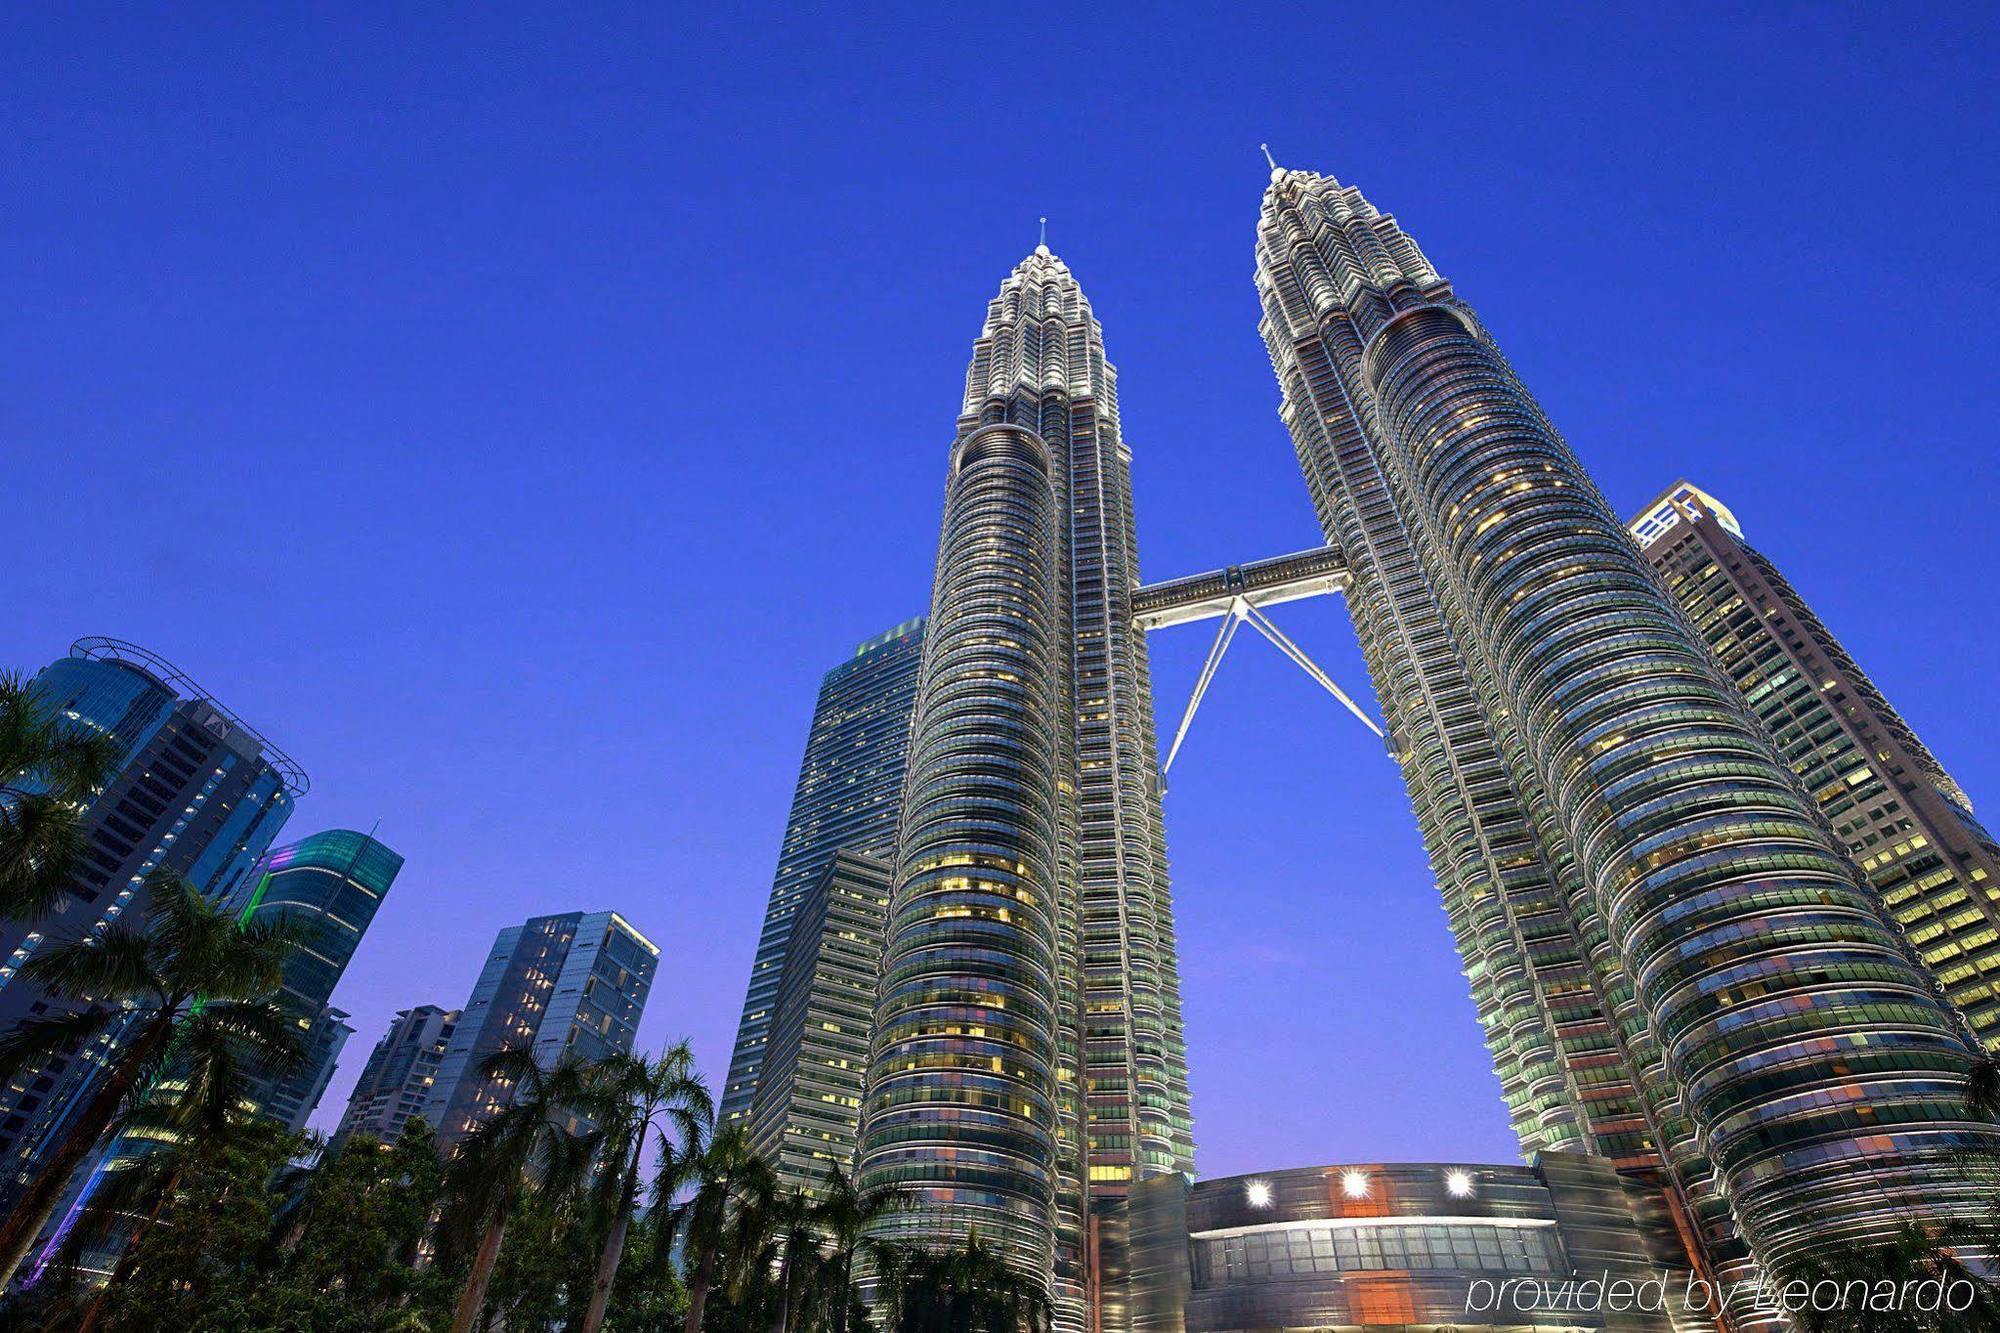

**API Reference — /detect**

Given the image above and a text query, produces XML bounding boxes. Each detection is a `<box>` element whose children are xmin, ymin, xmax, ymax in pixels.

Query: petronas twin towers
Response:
<box><xmin>731</xmin><ymin>158</ymin><xmax>2000</xmax><ymax>1330</ymax></box>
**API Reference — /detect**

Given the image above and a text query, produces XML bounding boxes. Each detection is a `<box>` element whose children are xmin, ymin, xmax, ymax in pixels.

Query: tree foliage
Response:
<box><xmin>0</xmin><ymin>668</ymin><xmax>120</xmax><ymax>923</ymax></box>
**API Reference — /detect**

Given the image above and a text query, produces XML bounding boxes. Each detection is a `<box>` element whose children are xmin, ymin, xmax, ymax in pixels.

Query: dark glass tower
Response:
<box><xmin>231</xmin><ymin>828</ymin><xmax>406</xmax><ymax>1129</ymax></box>
<box><xmin>1632</xmin><ymin>482</ymin><xmax>2000</xmax><ymax>1044</ymax></box>
<box><xmin>1253</xmin><ymin>161</ymin><xmax>2000</xmax><ymax>1275</ymax></box>
<box><xmin>857</xmin><ymin>247</ymin><xmax>1194</xmax><ymax>1331</ymax></box>
<box><xmin>720</xmin><ymin>619</ymin><xmax>925</xmax><ymax>1129</ymax></box>
<box><xmin>0</xmin><ymin>639</ymin><xmax>302</xmax><ymax>1194</ymax></box>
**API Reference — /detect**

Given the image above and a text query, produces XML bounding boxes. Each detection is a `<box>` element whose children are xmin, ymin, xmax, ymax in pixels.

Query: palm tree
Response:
<box><xmin>657</xmin><ymin>1122</ymin><xmax>774</xmax><ymax>1333</ymax></box>
<box><xmin>0</xmin><ymin>868</ymin><xmax>299</xmax><ymax>1286</ymax></box>
<box><xmin>760</xmin><ymin>1184</ymin><xmax>823</xmax><ymax>1333</ymax></box>
<box><xmin>1783</xmin><ymin>1222</ymin><xmax>2000</xmax><ymax>1332</ymax></box>
<box><xmin>0</xmin><ymin>668</ymin><xmax>120</xmax><ymax>922</ymax></box>
<box><xmin>1967</xmin><ymin>1051</ymin><xmax>2000</xmax><ymax>1125</ymax></box>
<box><xmin>876</xmin><ymin>1232</ymin><xmax>1052</xmax><ymax>1333</ymax></box>
<box><xmin>435</xmin><ymin>1047</ymin><xmax>599</xmax><ymax>1333</ymax></box>
<box><xmin>578</xmin><ymin>1041</ymin><xmax>713</xmax><ymax>1333</ymax></box>
<box><xmin>813</xmin><ymin>1164</ymin><xmax>901</xmax><ymax>1333</ymax></box>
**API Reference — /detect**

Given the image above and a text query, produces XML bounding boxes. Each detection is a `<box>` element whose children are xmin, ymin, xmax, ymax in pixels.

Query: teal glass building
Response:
<box><xmin>232</xmin><ymin>828</ymin><xmax>406</xmax><ymax>1130</ymax></box>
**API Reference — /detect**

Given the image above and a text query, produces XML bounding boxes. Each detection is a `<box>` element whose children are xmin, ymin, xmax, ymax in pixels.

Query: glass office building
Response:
<box><xmin>422</xmin><ymin>910</ymin><xmax>658</xmax><ymax>1150</ymax></box>
<box><xmin>1631</xmin><ymin>482</ymin><xmax>2000</xmax><ymax>1044</ymax></box>
<box><xmin>856</xmin><ymin>247</ymin><xmax>1194</xmax><ymax>1331</ymax></box>
<box><xmin>746</xmin><ymin>848</ymin><xmax>892</xmax><ymax>1195</ymax></box>
<box><xmin>1252</xmin><ymin>161</ymin><xmax>2000</xmax><ymax>1278</ymax></box>
<box><xmin>0</xmin><ymin>639</ymin><xmax>302</xmax><ymax>1196</ymax></box>
<box><xmin>720</xmin><ymin>619</ymin><xmax>924</xmax><ymax>1129</ymax></box>
<box><xmin>231</xmin><ymin>828</ymin><xmax>406</xmax><ymax>1130</ymax></box>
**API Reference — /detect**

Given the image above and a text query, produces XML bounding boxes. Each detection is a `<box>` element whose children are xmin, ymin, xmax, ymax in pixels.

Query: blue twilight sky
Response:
<box><xmin>5</xmin><ymin>6</ymin><xmax>1998</xmax><ymax>1177</ymax></box>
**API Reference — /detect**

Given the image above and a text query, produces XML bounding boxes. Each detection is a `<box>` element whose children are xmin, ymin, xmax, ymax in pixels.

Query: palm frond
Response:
<box><xmin>533</xmin><ymin>1126</ymin><xmax>602</xmax><ymax>1209</ymax></box>
<box><xmin>192</xmin><ymin>997</ymin><xmax>310</xmax><ymax>1074</ymax></box>
<box><xmin>200</xmin><ymin>914</ymin><xmax>297</xmax><ymax>999</ymax></box>
<box><xmin>0</xmin><ymin>793</ymin><xmax>93</xmax><ymax>922</ymax></box>
<box><xmin>17</xmin><ymin>922</ymin><xmax>159</xmax><ymax>1002</ymax></box>
<box><xmin>0</xmin><ymin>669</ymin><xmax>40</xmax><ymax>780</ymax></box>
<box><xmin>1968</xmin><ymin>1053</ymin><xmax>2000</xmax><ymax>1122</ymax></box>
<box><xmin>39</xmin><ymin>728</ymin><xmax>120</xmax><ymax>805</ymax></box>
<box><xmin>0</xmin><ymin>1004</ymin><xmax>122</xmax><ymax>1080</ymax></box>
<box><xmin>140</xmin><ymin>870</ymin><xmax>217</xmax><ymax>982</ymax></box>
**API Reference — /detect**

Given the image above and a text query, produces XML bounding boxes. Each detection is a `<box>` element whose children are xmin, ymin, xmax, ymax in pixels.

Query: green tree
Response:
<box><xmin>1783</xmin><ymin>1223</ymin><xmax>2000</xmax><ymax>1332</ymax></box>
<box><xmin>1775</xmin><ymin>1049</ymin><xmax>2000</xmax><ymax>1330</ymax></box>
<box><xmin>601</xmin><ymin>1206</ymin><xmax>690</xmax><ymax>1332</ymax></box>
<box><xmin>578</xmin><ymin>1041</ymin><xmax>712</xmax><ymax>1333</ymax></box>
<box><xmin>0</xmin><ymin>869</ymin><xmax>300</xmax><ymax>1286</ymax></box>
<box><xmin>0</xmin><ymin>668</ymin><xmax>119</xmax><ymax>923</ymax></box>
<box><xmin>760</xmin><ymin>1184</ymin><xmax>825</xmax><ymax>1333</ymax></box>
<box><xmin>259</xmin><ymin>1120</ymin><xmax>455</xmax><ymax>1329</ymax></box>
<box><xmin>434</xmin><ymin>1047</ymin><xmax>599</xmax><ymax>1333</ymax></box>
<box><xmin>482</xmin><ymin>1162</ymin><xmax>598</xmax><ymax>1332</ymax></box>
<box><xmin>68</xmin><ymin>993</ymin><xmax>318</xmax><ymax>1332</ymax></box>
<box><xmin>88</xmin><ymin>1117</ymin><xmax>300</xmax><ymax>1333</ymax></box>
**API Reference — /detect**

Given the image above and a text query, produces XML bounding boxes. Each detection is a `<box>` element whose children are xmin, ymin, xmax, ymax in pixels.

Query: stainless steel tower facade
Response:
<box><xmin>1252</xmin><ymin>162</ymin><xmax>2000</xmax><ymax>1276</ymax></box>
<box><xmin>858</xmin><ymin>247</ymin><xmax>1194</xmax><ymax>1330</ymax></box>
<box><xmin>860</xmin><ymin>416</ymin><xmax>1067</xmax><ymax>1287</ymax></box>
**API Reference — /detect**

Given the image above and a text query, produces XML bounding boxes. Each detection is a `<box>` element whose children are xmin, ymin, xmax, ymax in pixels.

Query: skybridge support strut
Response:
<box><xmin>1146</xmin><ymin>591</ymin><xmax>1384</xmax><ymax>781</ymax></box>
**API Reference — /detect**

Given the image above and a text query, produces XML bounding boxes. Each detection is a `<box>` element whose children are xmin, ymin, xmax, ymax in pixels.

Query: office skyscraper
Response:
<box><xmin>1632</xmin><ymin>481</ymin><xmax>2000</xmax><ymax>1041</ymax></box>
<box><xmin>856</xmin><ymin>246</ymin><xmax>1193</xmax><ymax>1330</ymax></box>
<box><xmin>422</xmin><ymin>910</ymin><xmax>658</xmax><ymax>1150</ymax></box>
<box><xmin>746</xmin><ymin>848</ymin><xmax>891</xmax><ymax>1194</ymax></box>
<box><xmin>0</xmin><ymin>639</ymin><xmax>302</xmax><ymax>1190</ymax></box>
<box><xmin>231</xmin><ymin>828</ymin><xmax>406</xmax><ymax>1129</ymax></box>
<box><xmin>720</xmin><ymin>618</ymin><xmax>924</xmax><ymax>1129</ymax></box>
<box><xmin>1252</xmin><ymin>160</ymin><xmax>1999</xmax><ymax>1276</ymax></box>
<box><xmin>334</xmin><ymin>1004</ymin><xmax>460</xmax><ymax>1146</ymax></box>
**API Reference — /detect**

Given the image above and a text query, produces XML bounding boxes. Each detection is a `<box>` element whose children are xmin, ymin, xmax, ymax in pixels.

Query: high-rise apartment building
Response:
<box><xmin>720</xmin><ymin>619</ymin><xmax>924</xmax><ymax>1128</ymax></box>
<box><xmin>1251</xmin><ymin>159</ymin><xmax>1999</xmax><ymax>1278</ymax></box>
<box><xmin>746</xmin><ymin>848</ymin><xmax>891</xmax><ymax>1194</ymax></box>
<box><xmin>334</xmin><ymin>1004</ymin><xmax>460</xmax><ymax>1146</ymax></box>
<box><xmin>422</xmin><ymin>910</ymin><xmax>658</xmax><ymax>1150</ymax></box>
<box><xmin>856</xmin><ymin>247</ymin><xmax>1193</xmax><ymax>1330</ymax></box>
<box><xmin>0</xmin><ymin>639</ymin><xmax>302</xmax><ymax>1191</ymax></box>
<box><xmin>232</xmin><ymin>828</ymin><xmax>405</xmax><ymax>1130</ymax></box>
<box><xmin>1631</xmin><ymin>481</ymin><xmax>2000</xmax><ymax>1042</ymax></box>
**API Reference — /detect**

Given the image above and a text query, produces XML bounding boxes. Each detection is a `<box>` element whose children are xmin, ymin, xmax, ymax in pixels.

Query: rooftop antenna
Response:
<box><xmin>1036</xmin><ymin>216</ymin><xmax>1049</xmax><ymax>256</ymax></box>
<box><xmin>1260</xmin><ymin>142</ymin><xmax>1279</xmax><ymax>171</ymax></box>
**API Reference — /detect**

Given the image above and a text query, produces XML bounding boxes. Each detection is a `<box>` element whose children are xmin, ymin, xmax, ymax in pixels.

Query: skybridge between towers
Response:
<box><xmin>1129</xmin><ymin>543</ymin><xmax>1387</xmax><ymax>776</ymax></box>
